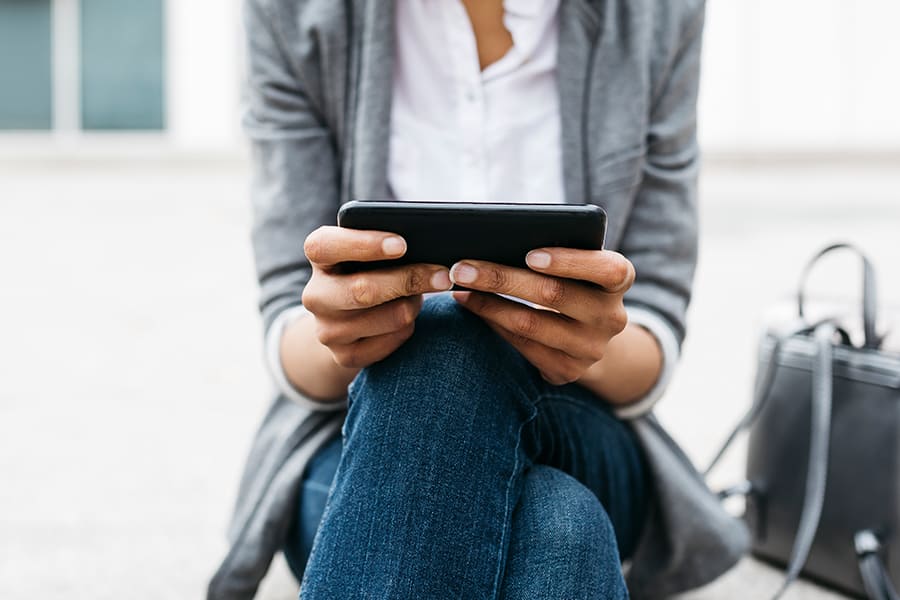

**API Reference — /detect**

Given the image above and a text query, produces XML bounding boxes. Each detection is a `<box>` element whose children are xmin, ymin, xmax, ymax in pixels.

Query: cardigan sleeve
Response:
<box><xmin>243</xmin><ymin>0</ymin><xmax>341</xmax><ymax>334</ymax></box>
<box><xmin>620</xmin><ymin>3</ymin><xmax>705</xmax><ymax>349</ymax></box>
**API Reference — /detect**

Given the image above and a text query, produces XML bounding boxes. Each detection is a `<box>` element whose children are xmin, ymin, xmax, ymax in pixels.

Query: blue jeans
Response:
<box><xmin>285</xmin><ymin>295</ymin><xmax>649</xmax><ymax>599</ymax></box>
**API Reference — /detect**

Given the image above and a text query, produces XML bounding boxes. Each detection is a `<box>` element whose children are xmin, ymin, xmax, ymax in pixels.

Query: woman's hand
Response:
<box><xmin>301</xmin><ymin>226</ymin><xmax>453</xmax><ymax>369</ymax></box>
<box><xmin>450</xmin><ymin>249</ymin><xmax>635</xmax><ymax>386</ymax></box>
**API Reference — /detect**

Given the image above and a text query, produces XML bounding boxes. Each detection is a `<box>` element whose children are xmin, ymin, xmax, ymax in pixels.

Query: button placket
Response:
<box><xmin>461</xmin><ymin>89</ymin><xmax>488</xmax><ymax>200</ymax></box>
<box><xmin>444</xmin><ymin>1</ymin><xmax>488</xmax><ymax>201</ymax></box>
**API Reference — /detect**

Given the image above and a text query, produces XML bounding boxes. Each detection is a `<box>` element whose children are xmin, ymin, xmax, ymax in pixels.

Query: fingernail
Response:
<box><xmin>450</xmin><ymin>263</ymin><xmax>478</xmax><ymax>284</ymax></box>
<box><xmin>431</xmin><ymin>269</ymin><xmax>452</xmax><ymax>290</ymax></box>
<box><xmin>526</xmin><ymin>251</ymin><xmax>551</xmax><ymax>269</ymax></box>
<box><xmin>382</xmin><ymin>236</ymin><xmax>406</xmax><ymax>256</ymax></box>
<box><xmin>452</xmin><ymin>291</ymin><xmax>471</xmax><ymax>304</ymax></box>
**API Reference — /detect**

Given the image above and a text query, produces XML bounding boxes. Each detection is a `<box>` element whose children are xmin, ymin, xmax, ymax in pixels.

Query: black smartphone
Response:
<box><xmin>337</xmin><ymin>200</ymin><xmax>607</xmax><ymax>271</ymax></box>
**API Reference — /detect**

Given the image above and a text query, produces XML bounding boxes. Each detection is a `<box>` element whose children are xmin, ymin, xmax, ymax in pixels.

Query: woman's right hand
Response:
<box><xmin>301</xmin><ymin>226</ymin><xmax>452</xmax><ymax>369</ymax></box>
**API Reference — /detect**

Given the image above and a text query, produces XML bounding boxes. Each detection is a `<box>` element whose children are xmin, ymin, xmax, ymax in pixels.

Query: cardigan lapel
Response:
<box><xmin>351</xmin><ymin>0</ymin><xmax>396</xmax><ymax>201</ymax></box>
<box><xmin>557</xmin><ymin>0</ymin><xmax>603</xmax><ymax>205</ymax></box>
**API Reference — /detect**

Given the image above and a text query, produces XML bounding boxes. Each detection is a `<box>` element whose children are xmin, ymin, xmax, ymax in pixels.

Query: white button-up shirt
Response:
<box><xmin>266</xmin><ymin>0</ymin><xmax>678</xmax><ymax>417</ymax></box>
<box><xmin>389</xmin><ymin>0</ymin><xmax>564</xmax><ymax>205</ymax></box>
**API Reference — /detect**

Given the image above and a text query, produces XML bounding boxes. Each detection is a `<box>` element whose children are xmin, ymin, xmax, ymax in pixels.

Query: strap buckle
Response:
<box><xmin>856</xmin><ymin>530</ymin><xmax>883</xmax><ymax>557</ymax></box>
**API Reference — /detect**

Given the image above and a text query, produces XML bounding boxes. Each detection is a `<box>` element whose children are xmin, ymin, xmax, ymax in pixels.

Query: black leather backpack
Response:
<box><xmin>709</xmin><ymin>244</ymin><xmax>899</xmax><ymax>599</ymax></box>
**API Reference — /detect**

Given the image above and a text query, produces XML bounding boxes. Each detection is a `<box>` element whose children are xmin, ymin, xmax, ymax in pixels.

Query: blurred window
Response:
<box><xmin>0</xmin><ymin>0</ymin><xmax>53</xmax><ymax>129</ymax></box>
<box><xmin>80</xmin><ymin>0</ymin><xmax>165</xmax><ymax>130</ymax></box>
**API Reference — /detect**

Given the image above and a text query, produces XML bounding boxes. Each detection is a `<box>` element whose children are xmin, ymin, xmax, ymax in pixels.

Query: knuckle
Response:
<box><xmin>404</xmin><ymin>268</ymin><xmax>425</xmax><ymax>295</ymax></box>
<box><xmin>303</xmin><ymin>228</ymin><xmax>326</xmax><ymax>261</ymax></box>
<box><xmin>610</xmin><ymin>257</ymin><xmax>635</xmax><ymax>290</ymax></box>
<box><xmin>486</xmin><ymin>266</ymin><xmax>507</xmax><ymax>290</ymax></box>
<box><xmin>301</xmin><ymin>285</ymin><xmax>321</xmax><ymax>313</ymax></box>
<box><xmin>589</xmin><ymin>340</ymin><xmax>607</xmax><ymax>362</ymax></box>
<box><xmin>301</xmin><ymin>286</ymin><xmax>314</xmax><ymax>310</ymax></box>
<box><xmin>614</xmin><ymin>257</ymin><xmax>631</xmax><ymax>280</ymax></box>
<box><xmin>539</xmin><ymin>277</ymin><xmax>566</xmax><ymax>307</ymax></box>
<box><xmin>512</xmin><ymin>311</ymin><xmax>540</xmax><ymax>338</ymax></box>
<box><xmin>560</xmin><ymin>362</ymin><xmax>582</xmax><ymax>384</ymax></box>
<box><xmin>508</xmin><ymin>332</ymin><xmax>531</xmax><ymax>348</ymax></box>
<box><xmin>608</xmin><ymin>307</ymin><xmax>628</xmax><ymax>333</ymax></box>
<box><xmin>544</xmin><ymin>370</ymin><xmax>568</xmax><ymax>386</ymax></box>
<box><xmin>625</xmin><ymin>260</ymin><xmax>637</xmax><ymax>286</ymax></box>
<box><xmin>331</xmin><ymin>347</ymin><xmax>354</xmax><ymax>368</ymax></box>
<box><xmin>348</xmin><ymin>276</ymin><xmax>375</xmax><ymax>307</ymax></box>
<box><xmin>315</xmin><ymin>323</ymin><xmax>338</xmax><ymax>346</ymax></box>
<box><xmin>340</xmin><ymin>343</ymin><xmax>372</xmax><ymax>369</ymax></box>
<box><xmin>395</xmin><ymin>301</ymin><xmax>417</xmax><ymax>329</ymax></box>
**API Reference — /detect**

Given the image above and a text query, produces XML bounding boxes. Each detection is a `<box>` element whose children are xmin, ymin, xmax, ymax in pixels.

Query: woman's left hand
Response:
<box><xmin>450</xmin><ymin>249</ymin><xmax>635</xmax><ymax>386</ymax></box>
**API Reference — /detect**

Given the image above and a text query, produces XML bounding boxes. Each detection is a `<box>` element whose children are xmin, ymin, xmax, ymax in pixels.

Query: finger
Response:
<box><xmin>449</xmin><ymin>260</ymin><xmax>603</xmax><ymax>321</ymax></box>
<box><xmin>304</xmin><ymin>225</ymin><xmax>407</xmax><ymax>267</ymax></box>
<box><xmin>525</xmin><ymin>249</ymin><xmax>635</xmax><ymax>293</ymax></box>
<box><xmin>485</xmin><ymin>320</ymin><xmax>591</xmax><ymax>386</ymax></box>
<box><xmin>303</xmin><ymin>264</ymin><xmax>451</xmax><ymax>312</ymax></box>
<box><xmin>316</xmin><ymin>296</ymin><xmax>423</xmax><ymax>345</ymax></box>
<box><xmin>330</xmin><ymin>324</ymin><xmax>415</xmax><ymax>369</ymax></box>
<box><xmin>454</xmin><ymin>292</ymin><xmax>604</xmax><ymax>362</ymax></box>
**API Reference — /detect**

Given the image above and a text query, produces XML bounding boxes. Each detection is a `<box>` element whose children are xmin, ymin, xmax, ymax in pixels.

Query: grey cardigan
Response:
<box><xmin>208</xmin><ymin>0</ymin><xmax>749</xmax><ymax>598</ymax></box>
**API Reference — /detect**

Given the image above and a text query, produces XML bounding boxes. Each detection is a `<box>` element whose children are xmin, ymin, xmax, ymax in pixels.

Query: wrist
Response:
<box><xmin>281</xmin><ymin>313</ymin><xmax>359</xmax><ymax>401</ymax></box>
<box><xmin>576</xmin><ymin>323</ymin><xmax>663</xmax><ymax>407</ymax></box>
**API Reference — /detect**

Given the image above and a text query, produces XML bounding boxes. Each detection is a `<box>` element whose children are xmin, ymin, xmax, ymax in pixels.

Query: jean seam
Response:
<box><xmin>488</xmin><ymin>386</ymin><xmax>570</xmax><ymax>598</ymax></box>
<box><xmin>491</xmin><ymin>398</ymin><xmax>539</xmax><ymax>599</ymax></box>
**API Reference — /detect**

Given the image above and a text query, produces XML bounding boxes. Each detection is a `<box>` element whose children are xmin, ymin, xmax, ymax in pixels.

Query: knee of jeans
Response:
<box><xmin>515</xmin><ymin>466</ymin><xmax>618</xmax><ymax>560</ymax></box>
<box><xmin>400</xmin><ymin>293</ymin><xmax>510</xmax><ymax>363</ymax></box>
<box><xmin>344</xmin><ymin>295</ymin><xmax>536</xmax><ymax>441</ymax></box>
<box><xmin>352</xmin><ymin>294</ymin><xmax>529</xmax><ymax>401</ymax></box>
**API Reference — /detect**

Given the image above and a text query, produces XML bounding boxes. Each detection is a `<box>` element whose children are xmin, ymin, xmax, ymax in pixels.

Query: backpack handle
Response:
<box><xmin>797</xmin><ymin>242</ymin><xmax>880</xmax><ymax>349</ymax></box>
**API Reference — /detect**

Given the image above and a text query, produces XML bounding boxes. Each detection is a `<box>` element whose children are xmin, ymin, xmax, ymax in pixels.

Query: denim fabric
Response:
<box><xmin>285</xmin><ymin>295</ymin><xmax>648</xmax><ymax>599</ymax></box>
<box><xmin>283</xmin><ymin>435</ymin><xmax>344</xmax><ymax>579</ymax></box>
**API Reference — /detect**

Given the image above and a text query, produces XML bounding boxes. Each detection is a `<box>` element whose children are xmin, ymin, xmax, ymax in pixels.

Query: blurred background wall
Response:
<box><xmin>701</xmin><ymin>0</ymin><xmax>900</xmax><ymax>155</ymax></box>
<box><xmin>1</xmin><ymin>0</ymin><xmax>900</xmax><ymax>158</ymax></box>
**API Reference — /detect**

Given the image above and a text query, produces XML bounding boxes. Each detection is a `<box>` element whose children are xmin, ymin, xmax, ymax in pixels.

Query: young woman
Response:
<box><xmin>209</xmin><ymin>1</ymin><xmax>747</xmax><ymax>598</ymax></box>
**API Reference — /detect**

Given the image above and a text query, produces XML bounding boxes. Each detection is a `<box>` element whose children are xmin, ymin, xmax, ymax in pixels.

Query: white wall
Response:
<box><xmin>168</xmin><ymin>0</ymin><xmax>900</xmax><ymax>156</ymax></box>
<box><xmin>699</xmin><ymin>0</ymin><xmax>900</xmax><ymax>154</ymax></box>
<box><xmin>165</xmin><ymin>0</ymin><xmax>244</xmax><ymax>152</ymax></box>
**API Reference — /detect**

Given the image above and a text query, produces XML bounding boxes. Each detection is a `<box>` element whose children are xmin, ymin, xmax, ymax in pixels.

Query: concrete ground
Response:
<box><xmin>1</xmin><ymin>157</ymin><xmax>898</xmax><ymax>599</ymax></box>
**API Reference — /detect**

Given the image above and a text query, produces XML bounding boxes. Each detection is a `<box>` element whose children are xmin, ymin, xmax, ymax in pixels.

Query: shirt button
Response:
<box><xmin>465</xmin><ymin>89</ymin><xmax>477</xmax><ymax>103</ymax></box>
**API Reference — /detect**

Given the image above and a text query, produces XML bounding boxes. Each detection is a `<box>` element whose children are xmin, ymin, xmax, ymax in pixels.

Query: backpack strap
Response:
<box><xmin>856</xmin><ymin>531</ymin><xmax>900</xmax><ymax>600</ymax></box>
<box><xmin>704</xmin><ymin>323</ymin><xmax>812</xmax><ymax>477</ymax></box>
<box><xmin>771</xmin><ymin>323</ymin><xmax>836</xmax><ymax>598</ymax></box>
